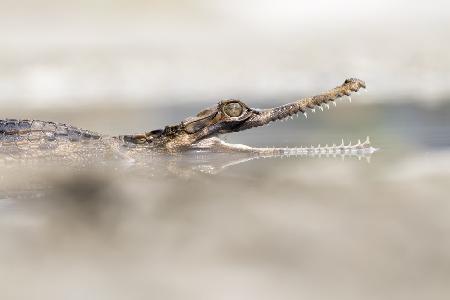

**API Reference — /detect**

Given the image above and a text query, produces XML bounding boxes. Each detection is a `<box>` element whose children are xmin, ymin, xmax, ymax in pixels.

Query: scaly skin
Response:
<box><xmin>0</xmin><ymin>78</ymin><xmax>375</xmax><ymax>161</ymax></box>
<box><xmin>0</xmin><ymin>120</ymin><xmax>101</xmax><ymax>142</ymax></box>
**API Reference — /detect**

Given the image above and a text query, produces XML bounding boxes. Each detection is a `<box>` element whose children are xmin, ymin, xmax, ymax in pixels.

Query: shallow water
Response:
<box><xmin>1</xmin><ymin>103</ymin><xmax>450</xmax><ymax>300</ymax></box>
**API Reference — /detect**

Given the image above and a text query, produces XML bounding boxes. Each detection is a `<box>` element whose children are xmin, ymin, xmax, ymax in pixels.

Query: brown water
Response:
<box><xmin>1</xmin><ymin>103</ymin><xmax>450</xmax><ymax>300</ymax></box>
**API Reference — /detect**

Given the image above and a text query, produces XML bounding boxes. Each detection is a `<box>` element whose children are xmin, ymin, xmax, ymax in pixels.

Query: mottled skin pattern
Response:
<box><xmin>0</xmin><ymin>78</ymin><xmax>371</xmax><ymax>163</ymax></box>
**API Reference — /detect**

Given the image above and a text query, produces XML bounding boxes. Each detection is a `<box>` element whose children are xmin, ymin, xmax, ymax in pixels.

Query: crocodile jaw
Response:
<box><xmin>185</xmin><ymin>78</ymin><xmax>367</xmax><ymax>150</ymax></box>
<box><xmin>123</xmin><ymin>78</ymin><xmax>367</xmax><ymax>152</ymax></box>
<box><xmin>235</xmin><ymin>78</ymin><xmax>366</xmax><ymax>131</ymax></box>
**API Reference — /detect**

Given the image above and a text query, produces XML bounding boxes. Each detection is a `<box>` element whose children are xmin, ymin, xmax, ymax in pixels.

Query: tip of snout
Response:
<box><xmin>344</xmin><ymin>78</ymin><xmax>366</xmax><ymax>90</ymax></box>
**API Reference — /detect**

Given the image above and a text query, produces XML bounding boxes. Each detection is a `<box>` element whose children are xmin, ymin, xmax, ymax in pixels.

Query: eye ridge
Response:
<box><xmin>223</xmin><ymin>102</ymin><xmax>244</xmax><ymax>118</ymax></box>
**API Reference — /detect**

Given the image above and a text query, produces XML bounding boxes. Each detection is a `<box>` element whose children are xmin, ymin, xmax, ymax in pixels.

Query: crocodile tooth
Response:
<box><xmin>319</xmin><ymin>106</ymin><xmax>324</xmax><ymax>111</ymax></box>
<box><xmin>303</xmin><ymin>112</ymin><xmax>308</xmax><ymax>118</ymax></box>
<box><xmin>311</xmin><ymin>108</ymin><xmax>316</xmax><ymax>113</ymax></box>
<box><xmin>348</xmin><ymin>96</ymin><xmax>352</xmax><ymax>103</ymax></box>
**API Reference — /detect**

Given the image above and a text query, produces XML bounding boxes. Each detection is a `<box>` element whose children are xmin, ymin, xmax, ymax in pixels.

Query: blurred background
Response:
<box><xmin>1</xmin><ymin>0</ymin><xmax>449</xmax><ymax>109</ymax></box>
<box><xmin>1</xmin><ymin>1</ymin><xmax>450</xmax><ymax>300</ymax></box>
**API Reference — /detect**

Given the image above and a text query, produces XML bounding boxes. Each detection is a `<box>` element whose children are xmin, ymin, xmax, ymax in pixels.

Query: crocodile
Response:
<box><xmin>0</xmin><ymin>78</ymin><xmax>376</xmax><ymax>164</ymax></box>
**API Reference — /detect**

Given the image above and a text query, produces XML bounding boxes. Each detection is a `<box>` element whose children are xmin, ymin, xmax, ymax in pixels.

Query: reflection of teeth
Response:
<box><xmin>319</xmin><ymin>106</ymin><xmax>324</xmax><ymax>111</ymax></box>
<box><xmin>348</xmin><ymin>96</ymin><xmax>352</xmax><ymax>103</ymax></box>
<box><xmin>303</xmin><ymin>112</ymin><xmax>308</xmax><ymax>118</ymax></box>
<box><xmin>312</xmin><ymin>108</ymin><xmax>316</xmax><ymax>113</ymax></box>
<box><xmin>325</xmin><ymin>104</ymin><xmax>330</xmax><ymax>109</ymax></box>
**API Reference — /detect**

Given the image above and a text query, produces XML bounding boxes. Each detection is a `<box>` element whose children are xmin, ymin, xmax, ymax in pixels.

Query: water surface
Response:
<box><xmin>1</xmin><ymin>103</ymin><xmax>450</xmax><ymax>300</ymax></box>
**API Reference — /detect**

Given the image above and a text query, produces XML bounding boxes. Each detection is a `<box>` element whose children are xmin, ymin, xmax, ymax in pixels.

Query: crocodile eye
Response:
<box><xmin>223</xmin><ymin>102</ymin><xmax>244</xmax><ymax>117</ymax></box>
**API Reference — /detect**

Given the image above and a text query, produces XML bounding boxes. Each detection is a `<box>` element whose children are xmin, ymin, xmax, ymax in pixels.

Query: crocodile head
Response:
<box><xmin>123</xmin><ymin>78</ymin><xmax>366</xmax><ymax>152</ymax></box>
